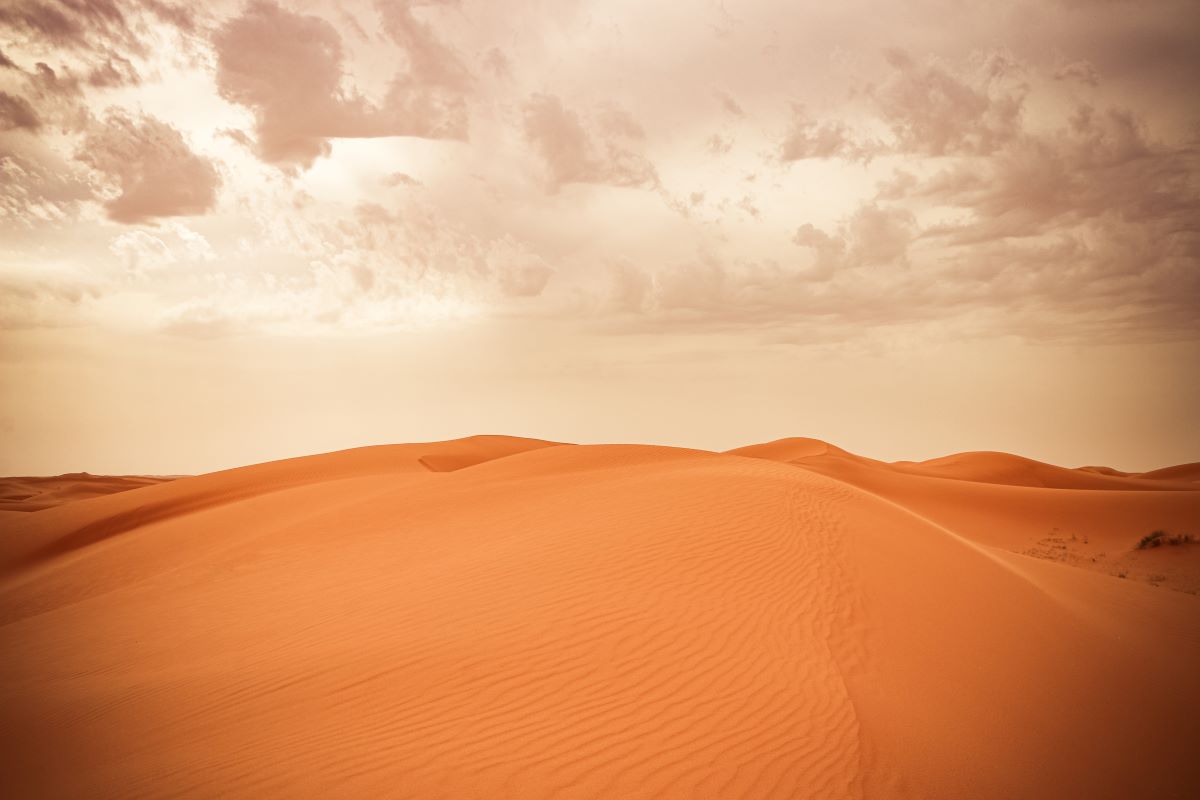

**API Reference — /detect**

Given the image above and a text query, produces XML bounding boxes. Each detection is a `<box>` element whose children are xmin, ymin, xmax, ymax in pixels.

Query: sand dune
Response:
<box><xmin>0</xmin><ymin>473</ymin><xmax>178</xmax><ymax>513</ymax></box>
<box><xmin>2</xmin><ymin>437</ymin><xmax>1198</xmax><ymax>798</ymax></box>
<box><xmin>891</xmin><ymin>450</ymin><xmax>1198</xmax><ymax>490</ymax></box>
<box><xmin>1139</xmin><ymin>461</ymin><xmax>1200</xmax><ymax>482</ymax></box>
<box><xmin>731</xmin><ymin>438</ymin><xmax>1200</xmax><ymax>594</ymax></box>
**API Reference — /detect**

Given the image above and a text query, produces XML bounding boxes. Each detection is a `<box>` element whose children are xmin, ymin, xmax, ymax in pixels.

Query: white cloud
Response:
<box><xmin>109</xmin><ymin>223</ymin><xmax>216</xmax><ymax>273</ymax></box>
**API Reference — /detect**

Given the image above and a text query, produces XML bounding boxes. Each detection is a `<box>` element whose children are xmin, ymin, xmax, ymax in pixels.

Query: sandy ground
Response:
<box><xmin>1</xmin><ymin>435</ymin><xmax>1197</xmax><ymax>798</ymax></box>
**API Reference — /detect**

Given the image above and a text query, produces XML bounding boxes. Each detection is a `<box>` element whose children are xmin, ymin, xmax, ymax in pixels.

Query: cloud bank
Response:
<box><xmin>0</xmin><ymin>0</ymin><xmax>1195</xmax><ymax>344</ymax></box>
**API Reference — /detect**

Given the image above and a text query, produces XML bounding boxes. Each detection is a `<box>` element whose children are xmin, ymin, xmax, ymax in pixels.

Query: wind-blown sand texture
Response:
<box><xmin>2</xmin><ymin>435</ymin><xmax>1198</xmax><ymax>798</ymax></box>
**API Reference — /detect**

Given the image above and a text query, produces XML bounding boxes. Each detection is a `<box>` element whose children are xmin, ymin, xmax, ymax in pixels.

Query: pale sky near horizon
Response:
<box><xmin>1</xmin><ymin>0</ymin><xmax>1198</xmax><ymax>475</ymax></box>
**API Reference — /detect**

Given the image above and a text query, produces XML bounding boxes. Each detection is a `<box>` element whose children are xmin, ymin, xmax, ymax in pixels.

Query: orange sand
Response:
<box><xmin>0</xmin><ymin>473</ymin><xmax>177</xmax><ymax>513</ymax></box>
<box><xmin>1</xmin><ymin>435</ymin><xmax>1197</xmax><ymax>798</ymax></box>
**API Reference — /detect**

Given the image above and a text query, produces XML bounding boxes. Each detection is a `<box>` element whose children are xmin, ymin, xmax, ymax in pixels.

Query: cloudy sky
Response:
<box><xmin>1</xmin><ymin>0</ymin><xmax>1198</xmax><ymax>474</ymax></box>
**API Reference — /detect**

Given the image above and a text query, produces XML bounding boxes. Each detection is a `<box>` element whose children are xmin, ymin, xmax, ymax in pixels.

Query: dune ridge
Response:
<box><xmin>1</xmin><ymin>436</ymin><xmax>1198</xmax><ymax>798</ymax></box>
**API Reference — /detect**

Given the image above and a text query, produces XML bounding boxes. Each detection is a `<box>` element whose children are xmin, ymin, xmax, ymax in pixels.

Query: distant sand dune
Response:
<box><xmin>727</xmin><ymin>438</ymin><xmax>1200</xmax><ymax>594</ymax></box>
<box><xmin>0</xmin><ymin>473</ymin><xmax>177</xmax><ymax>513</ymax></box>
<box><xmin>890</xmin><ymin>450</ymin><xmax>1197</xmax><ymax>490</ymax></box>
<box><xmin>1</xmin><ymin>437</ymin><xmax>1198</xmax><ymax>798</ymax></box>
<box><xmin>1138</xmin><ymin>461</ymin><xmax>1200</xmax><ymax>482</ymax></box>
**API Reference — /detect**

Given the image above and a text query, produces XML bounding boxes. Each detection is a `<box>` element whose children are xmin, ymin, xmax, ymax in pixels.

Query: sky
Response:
<box><xmin>1</xmin><ymin>0</ymin><xmax>1198</xmax><ymax>475</ymax></box>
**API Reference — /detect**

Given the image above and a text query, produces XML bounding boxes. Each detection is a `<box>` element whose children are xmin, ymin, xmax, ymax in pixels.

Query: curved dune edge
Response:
<box><xmin>1</xmin><ymin>438</ymin><xmax>1198</xmax><ymax>798</ymax></box>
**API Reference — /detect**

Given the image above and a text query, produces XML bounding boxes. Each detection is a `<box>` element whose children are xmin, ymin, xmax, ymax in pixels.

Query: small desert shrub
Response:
<box><xmin>1135</xmin><ymin>530</ymin><xmax>1195</xmax><ymax>550</ymax></box>
<box><xmin>1137</xmin><ymin>531</ymin><xmax>1166</xmax><ymax>549</ymax></box>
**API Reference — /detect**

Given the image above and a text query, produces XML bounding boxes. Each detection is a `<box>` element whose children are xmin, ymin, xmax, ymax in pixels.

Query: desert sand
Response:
<box><xmin>1</xmin><ymin>435</ymin><xmax>1197</xmax><ymax>798</ymax></box>
<box><xmin>0</xmin><ymin>473</ymin><xmax>177</xmax><ymax>513</ymax></box>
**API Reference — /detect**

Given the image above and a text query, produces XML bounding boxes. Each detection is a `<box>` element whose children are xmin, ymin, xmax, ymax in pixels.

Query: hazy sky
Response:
<box><xmin>1</xmin><ymin>0</ymin><xmax>1198</xmax><ymax>475</ymax></box>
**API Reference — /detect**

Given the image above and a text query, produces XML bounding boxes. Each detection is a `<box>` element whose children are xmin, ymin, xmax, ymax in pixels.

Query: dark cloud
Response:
<box><xmin>0</xmin><ymin>92</ymin><xmax>40</xmax><ymax>131</ymax></box>
<box><xmin>791</xmin><ymin>203</ymin><xmax>916</xmax><ymax>276</ymax></box>
<box><xmin>603</xmin><ymin>199</ymin><xmax>918</xmax><ymax>324</ymax></box>
<box><xmin>1046</xmin><ymin>1</ymin><xmax>1200</xmax><ymax>105</ymax></box>
<box><xmin>76</xmin><ymin>111</ymin><xmax>221</xmax><ymax>224</ymax></box>
<box><xmin>87</xmin><ymin>54</ymin><xmax>139</xmax><ymax>88</ymax></box>
<box><xmin>213</xmin><ymin>0</ymin><xmax>468</xmax><ymax>170</ymax></box>
<box><xmin>917</xmin><ymin>106</ymin><xmax>1196</xmax><ymax>242</ymax></box>
<box><xmin>776</xmin><ymin>51</ymin><xmax>1026</xmax><ymax>162</ymax></box>
<box><xmin>139</xmin><ymin>0</ymin><xmax>195</xmax><ymax>33</ymax></box>
<box><xmin>212</xmin><ymin>1</ymin><xmax>347</xmax><ymax>168</ymax></box>
<box><xmin>872</xmin><ymin>49</ymin><xmax>1025</xmax><ymax>156</ymax></box>
<box><xmin>606</xmin><ymin>92</ymin><xmax>1198</xmax><ymax>344</ymax></box>
<box><xmin>898</xmin><ymin>103</ymin><xmax>1200</xmax><ymax>337</ymax></box>
<box><xmin>0</xmin><ymin>0</ymin><xmax>126</xmax><ymax>50</ymax></box>
<box><xmin>523</xmin><ymin>93</ymin><xmax>658</xmax><ymax>191</ymax></box>
<box><xmin>374</xmin><ymin>0</ymin><xmax>471</xmax><ymax>90</ymax></box>
<box><xmin>0</xmin><ymin>143</ymin><xmax>93</xmax><ymax>229</ymax></box>
<box><xmin>779</xmin><ymin>105</ymin><xmax>872</xmax><ymax>161</ymax></box>
<box><xmin>0</xmin><ymin>0</ymin><xmax>194</xmax><ymax>54</ymax></box>
<box><xmin>29</xmin><ymin>61</ymin><xmax>81</xmax><ymax>97</ymax></box>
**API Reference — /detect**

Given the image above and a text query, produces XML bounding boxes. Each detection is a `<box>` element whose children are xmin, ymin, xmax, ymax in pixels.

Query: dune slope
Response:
<box><xmin>1</xmin><ymin>438</ymin><xmax>1198</xmax><ymax>798</ymax></box>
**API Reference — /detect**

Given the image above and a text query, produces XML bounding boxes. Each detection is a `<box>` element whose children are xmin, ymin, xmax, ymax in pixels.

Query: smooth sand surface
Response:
<box><xmin>1</xmin><ymin>435</ymin><xmax>1197</xmax><ymax>798</ymax></box>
